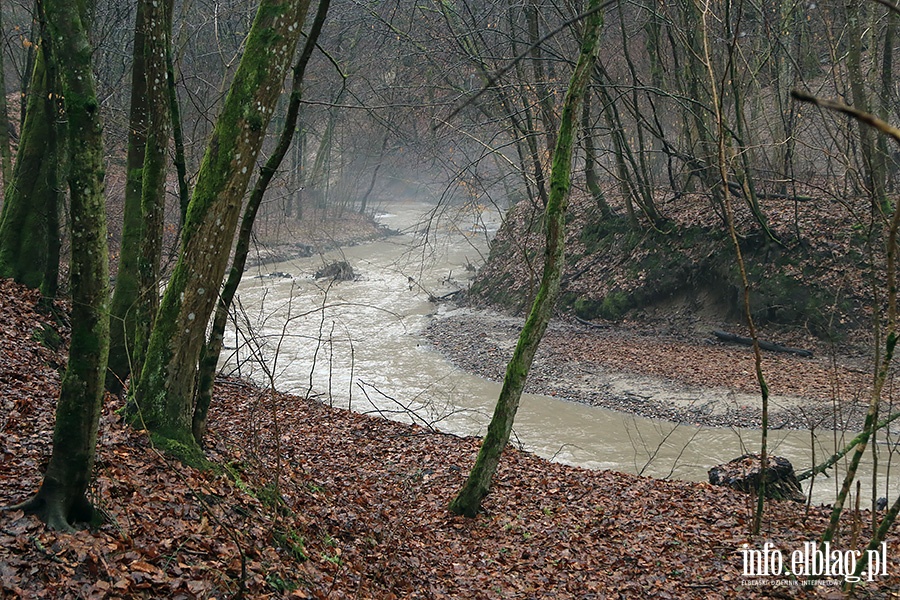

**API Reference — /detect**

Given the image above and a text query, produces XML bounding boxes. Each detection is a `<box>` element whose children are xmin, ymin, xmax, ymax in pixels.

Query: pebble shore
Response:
<box><xmin>424</xmin><ymin>306</ymin><xmax>873</xmax><ymax>432</ymax></box>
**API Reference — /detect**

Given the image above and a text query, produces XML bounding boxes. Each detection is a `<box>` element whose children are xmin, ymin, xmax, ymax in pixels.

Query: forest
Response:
<box><xmin>3</xmin><ymin>0</ymin><xmax>900</xmax><ymax>597</ymax></box>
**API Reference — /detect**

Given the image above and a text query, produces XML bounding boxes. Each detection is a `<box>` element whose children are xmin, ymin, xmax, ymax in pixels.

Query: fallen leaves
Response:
<box><xmin>1</xmin><ymin>275</ymin><xmax>900</xmax><ymax>598</ymax></box>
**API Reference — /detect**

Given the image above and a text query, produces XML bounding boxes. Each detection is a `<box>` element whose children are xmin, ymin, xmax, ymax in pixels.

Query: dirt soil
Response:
<box><xmin>444</xmin><ymin>187</ymin><xmax>897</xmax><ymax>434</ymax></box>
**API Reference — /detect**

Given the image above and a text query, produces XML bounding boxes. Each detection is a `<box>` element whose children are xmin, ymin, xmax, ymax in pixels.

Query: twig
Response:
<box><xmin>439</xmin><ymin>0</ymin><xmax>618</xmax><ymax>125</ymax></box>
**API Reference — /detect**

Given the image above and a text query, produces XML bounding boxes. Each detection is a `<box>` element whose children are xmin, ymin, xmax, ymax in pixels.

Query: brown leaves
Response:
<box><xmin>2</xmin><ymin>276</ymin><xmax>900</xmax><ymax>598</ymax></box>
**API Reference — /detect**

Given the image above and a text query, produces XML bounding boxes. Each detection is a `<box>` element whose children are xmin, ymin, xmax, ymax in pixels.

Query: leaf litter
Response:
<box><xmin>1</xmin><ymin>277</ymin><xmax>900</xmax><ymax>598</ymax></box>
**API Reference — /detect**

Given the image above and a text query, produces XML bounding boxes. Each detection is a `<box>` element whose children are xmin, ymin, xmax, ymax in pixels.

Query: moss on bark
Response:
<box><xmin>194</xmin><ymin>0</ymin><xmax>324</xmax><ymax>443</ymax></box>
<box><xmin>132</xmin><ymin>0</ymin><xmax>309</xmax><ymax>452</ymax></box>
<box><xmin>449</xmin><ymin>0</ymin><xmax>604</xmax><ymax>518</ymax></box>
<box><xmin>0</xmin><ymin>46</ymin><xmax>62</xmax><ymax>298</ymax></box>
<box><xmin>106</xmin><ymin>0</ymin><xmax>152</xmax><ymax>394</ymax></box>
<box><xmin>13</xmin><ymin>0</ymin><xmax>110</xmax><ymax>531</ymax></box>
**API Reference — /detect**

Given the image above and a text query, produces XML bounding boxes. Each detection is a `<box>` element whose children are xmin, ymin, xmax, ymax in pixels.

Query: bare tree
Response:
<box><xmin>450</xmin><ymin>0</ymin><xmax>603</xmax><ymax>517</ymax></box>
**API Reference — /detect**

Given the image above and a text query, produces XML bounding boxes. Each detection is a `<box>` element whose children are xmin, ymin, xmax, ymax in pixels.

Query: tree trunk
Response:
<box><xmin>106</xmin><ymin>0</ymin><xmax>171</xmax><ymax>394</ymax></box>
<box><xmin>14</xmin><ymin>0</ymin><xmax>109</xmax><ymax>531</ymax></box>
<box><xmin>0</xmin><ymin>43</ymin><xmax>62</xmax><ymax>298</ymax></box>
<box><xmin>193</xmin><ymin>0</ymin><xmax>328</xmax><ymax>444</ymax></box>
<box><xmin>449</xmin><ymin>0</ymin><xmax>603</xmax><ymax>518</ymax></box>
<box><xmin>131</xmin><ymin>0</ymin><xmax>310</xmax><ymax>458</ymax></box>
<box><xmin>309</xmin><ymin>101</ymin><xmax>338</xmax><ymax>212</ymax></box>
<box><xmin>846</xmin><ymin>1</ymin><xmax>888</xmax><ymax>211</ymax></box>
<box><xmin>165</xmin><ymin>0</ymin><xmax>190</xmax><ymax>230</ymax></box>
<box><xmin>0</xmin><ymin>6</ymin><xmax>12</xmax><ymax>195</ymax></box>
<box><xmin>526</xmin><ymin>0</ymin><xmax>557</xmax><ymax>153</ymax></box>
<box><xmin>358</xmin><ymin>131</ymin><xmax>388</xmax><ymax>215</ymax></box>
<box><xmin>594</xmin><ymin>70</ymin><xmax>638</xmax><ymax>227</ymax></box>
<box><xmin>506</xmin><ymin>1</ymin><xmax>549</xmax><ymax>208</ymax></box>
<box><xmin>581</xmin><ymin>95</ymin><xmax>613</xmax><ymax>219</ymax></box>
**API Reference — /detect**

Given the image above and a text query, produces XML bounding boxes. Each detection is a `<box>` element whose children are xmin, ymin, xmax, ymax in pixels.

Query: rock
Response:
<box><xmin>708</xmin><ymin>453</ymin><xmax>805</xmax><ymax>502</ymax></box>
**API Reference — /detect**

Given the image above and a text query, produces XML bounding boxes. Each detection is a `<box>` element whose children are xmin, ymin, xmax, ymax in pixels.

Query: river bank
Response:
<box><xmin>425</xmin><ymin>305</ymin><xmax>879</xmax><ymax>432</ymax></box>
<box><xmin>218</xmin><ymin>201</ymin><xmax>897</xmax><ymax>502</ymax></box>
<box><xmin>3</xmin><ymin>275</ymin><xmax>899</xmax><ymax>598</ymax></box>
<box><xmin>245</xmin><ymin>207</ymin><xmax>397</xmax><ymax>268</ymax></box>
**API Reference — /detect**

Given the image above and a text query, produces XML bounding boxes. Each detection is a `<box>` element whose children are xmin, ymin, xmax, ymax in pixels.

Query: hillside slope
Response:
<box><xmin>466</xmin><ymin>190</ymin><xmax>876</xmax><ymax>346</ymax></box>
<box><xmin>3</xmin><ymin>279</ymin><xmax>899</xmax><ymax>597</ymax></box>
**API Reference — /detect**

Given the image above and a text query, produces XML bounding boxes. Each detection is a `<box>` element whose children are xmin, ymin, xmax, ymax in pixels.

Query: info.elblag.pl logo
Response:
<box><xmin>741</xmin><ymin>541</ymin><xmax>890</xmax><ymax>584</ymax></box>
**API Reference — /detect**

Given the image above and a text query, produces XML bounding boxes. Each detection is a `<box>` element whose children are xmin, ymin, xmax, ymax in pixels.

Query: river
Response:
<box><xmin>223</xmin><ymin>201</ymin><xmax>900</xmax><ymax>506</ymax></box>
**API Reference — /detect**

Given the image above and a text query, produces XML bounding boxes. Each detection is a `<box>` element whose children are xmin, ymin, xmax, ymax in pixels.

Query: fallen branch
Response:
<box><xmin>430</xmin><ymin>290</ymin><xmax>461</xmax><ymax>302</ymax></box>
<box><xmin>711</xmin><ymin>330</ymin><xmax>813</xmax><ymax>357</ymax></box>
<box><xmin>725</xmin><ymin>180</ymin><xmax>813</xmax><ymax>202</ymax></box>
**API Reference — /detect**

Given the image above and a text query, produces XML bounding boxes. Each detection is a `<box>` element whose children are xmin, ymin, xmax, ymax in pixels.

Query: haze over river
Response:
<box><xmin>224</xmin><ymin>201</ymin><xmax>899</xmax><ymax>506</ymax></box>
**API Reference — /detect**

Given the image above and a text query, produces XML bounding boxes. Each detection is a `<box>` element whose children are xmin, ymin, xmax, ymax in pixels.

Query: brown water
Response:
<box><xmin>223</xmin><ymin>201</ymin><xmax>900</xmax><ymax>506</ymax></box>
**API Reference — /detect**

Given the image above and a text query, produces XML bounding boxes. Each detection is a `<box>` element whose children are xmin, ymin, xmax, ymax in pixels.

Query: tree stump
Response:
<box><xmin>708</xmin><ymin>453</ymin><xmax>805</xmax><ymax>502</ymax></box>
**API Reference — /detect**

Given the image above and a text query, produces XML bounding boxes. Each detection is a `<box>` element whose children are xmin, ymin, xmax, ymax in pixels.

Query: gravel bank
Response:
<box><xmin>424</xmin><ymin>306</ymin><xmax>877</xmax><ymax>431</ymax></box>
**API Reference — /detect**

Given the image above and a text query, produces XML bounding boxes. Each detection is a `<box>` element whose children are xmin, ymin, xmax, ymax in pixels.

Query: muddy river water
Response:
<box><xmin>223</xmin><ymin>201</ymin><xmax>899</xmax><ymax>506</ymax></box>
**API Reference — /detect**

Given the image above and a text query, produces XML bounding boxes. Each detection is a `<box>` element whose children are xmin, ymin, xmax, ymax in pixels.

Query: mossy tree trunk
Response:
<box><xmin>131</xmin><ymin>0</ymin><xmax>309</xmax><ymax>456</ymax></box>
<box><xmin>193</xmin><ymin>0</ymin><xmax>327</xmax><ymax>444</ymax></box>
<box><xmin>0</xmin><ymin>42</ymin><xmax>62</xmax><ymax>298</ymax></box>
<box><xmin>106</xmin><ymin>0</ymin><xmax>171</xmax><ymax>394</ymax></box>
<box><xmin>165</xmin><ymin>0</ymin><xmax>190</xmax><ymax>228</ymax></box>
<box><xmin>0</xmin><ymin>6</ymin><xmax>13</xmax><ymax>194</ymax></box>
<box><xmin>133</xmin><ymin>0</ymin><xmax>172</xmax><ymax>385</ymax></box>
<box><xmin>448</xmin><ymin>0</ymin><xmax>603</xmax><ymax>518</ymax></box>
<box><xmin>12</xmin><ymin>0</ymin><xmax>109</xmax><ymax>531</ymax></box>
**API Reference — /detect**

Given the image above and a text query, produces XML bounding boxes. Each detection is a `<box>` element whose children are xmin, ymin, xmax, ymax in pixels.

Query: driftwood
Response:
<box><xmin>709</xmin><ymin>454</ymin><xmax>805</xmax><ymax>502</ymax></box>
<box><xmin>430</xmin><ymin>290</ymin><xmax>461</xmax><ymax>302</ymax></box>
<box><xmin>712</xmin><ymin>330</ymin><xmax>813</xmax><ymax>357</ymax></box>
<box><xmin>314</xmin><ymin>260</ymin><xmax>356</xmax><ymax>281</ymax></box>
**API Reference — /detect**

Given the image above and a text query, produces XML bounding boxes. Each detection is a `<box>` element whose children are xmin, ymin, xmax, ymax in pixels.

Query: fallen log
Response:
<box><xmin>709</xmin><ymin>454</ymin><xmax>805</xmax><ymax>502</ymax></box>
<box><xmin>574</xmin><ymin>315</ymin><xmax>609</xmax><ymax>329</ymax></box>
<box><xmin>712</xmin><ymin>330</ymin><xmax>813</xmax><ymax>357</ymax></box>
<box><xmin>430</xmin><ymin>289</ymin><xmax>461</xmax><ymax>302</ymax></box>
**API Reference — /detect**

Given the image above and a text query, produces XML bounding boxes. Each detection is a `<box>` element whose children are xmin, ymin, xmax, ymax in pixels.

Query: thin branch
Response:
<box><xmin>439</xmin><ymin>0</ymin><xmax>617</xmax><ymax>126</ymax></box>
<box><xmin>791</xmin><ymin>90</ymin><xmax>900</xmax><ymax>147</ymax></box>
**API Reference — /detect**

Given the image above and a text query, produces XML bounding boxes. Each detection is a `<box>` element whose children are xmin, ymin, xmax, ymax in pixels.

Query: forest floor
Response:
<box><xmin>3</xmin><ymin>187</ymin><xmax>900</xmax><ymax>599</ymax></box>
<box><xmin>3</xmin><ymin>272</ymin><xmax>900</xmax><ymax>600</ymax></box>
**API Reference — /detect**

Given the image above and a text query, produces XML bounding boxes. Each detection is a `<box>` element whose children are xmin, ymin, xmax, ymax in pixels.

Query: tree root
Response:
<box><xmin>3</xmin><ymin>490</ymin><xmax>95</xmax><ymax>532</ymax></box>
